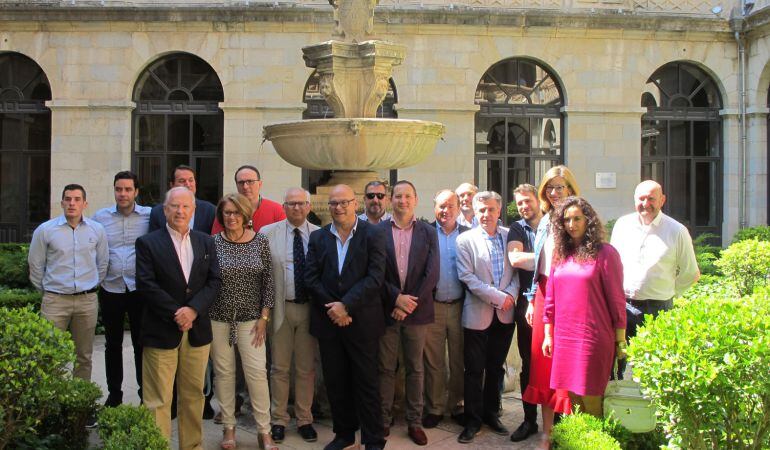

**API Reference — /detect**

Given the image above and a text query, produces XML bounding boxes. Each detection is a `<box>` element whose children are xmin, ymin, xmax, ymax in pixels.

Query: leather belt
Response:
<box><xmin>47</xmin><ymin>287</ymin><xmax>99</xmax><ymax>296</ymax></box>
<box><xmin>436</xmin><ymin>297</ymin><xmax>463</xmax><ymax>304</ymax></box>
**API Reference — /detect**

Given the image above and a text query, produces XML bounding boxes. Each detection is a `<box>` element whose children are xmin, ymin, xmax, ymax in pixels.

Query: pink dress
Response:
<box><xmin>544</xmin><ymin>245</ymin><xmax>627</xmax><ymax>396</ymax></box>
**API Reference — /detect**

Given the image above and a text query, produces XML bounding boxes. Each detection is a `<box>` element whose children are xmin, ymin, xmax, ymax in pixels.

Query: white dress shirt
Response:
<box><xmin>610</xmin><ymin>211</ymin><xmax>699</xmax><ymax>301</ymax></box>
<box><xmin>166</xmin><ymin>223</ymin><xmax>193</xmax><ymax>283</ymax></box>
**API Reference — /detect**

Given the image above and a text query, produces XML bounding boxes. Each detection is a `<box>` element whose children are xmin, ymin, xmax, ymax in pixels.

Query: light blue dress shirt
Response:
<box><xmin>435</xmin><ymin>222</ymin><xmax>464</xmax><ymax>302</ymax></box>
<box><xmin>330</xmin><ymin>219</ymin><xmax>359</xmax><ymax>275</ymax></box>
<box><xmin>28</xmin><ymin>215</ymin><xmax>109</xmax><ymax>294</ymax></box>
<box><xmin>482</xmin><ymin>228</ymin><xmax>505</xmax><ymax>288</ymax></box>
<box><xmin>92</xmin><ymin>203</ymin><xmax>151</xmax><ymax>293</ymax></box>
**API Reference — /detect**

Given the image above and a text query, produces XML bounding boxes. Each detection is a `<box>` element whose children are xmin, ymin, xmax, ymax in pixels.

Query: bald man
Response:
<box><xmin>305</xmin><ymin>184</ymin><xmax>388</xmax><ymax>450</ymax></box>
<box><xmin>610</xmin><ymin>180</ymin><xmax>699</xmax><ymax>378</ymax></box>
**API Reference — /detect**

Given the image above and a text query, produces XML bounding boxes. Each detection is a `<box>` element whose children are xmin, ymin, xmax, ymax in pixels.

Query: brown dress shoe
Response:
<box><xmin>408</xmin><ymin>426</ymin><xmax>428</xmax><ymax>446</ymax></box>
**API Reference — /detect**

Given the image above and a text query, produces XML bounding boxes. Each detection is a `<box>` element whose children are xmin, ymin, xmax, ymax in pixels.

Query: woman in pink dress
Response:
<box><xmin>542</xmin><ymin>197</ymin><xmax>627</xmax><ymax>417</ymax></box>
<box><xmin>521</xmin><ymin>165</ymin><xmax>577</xmax><ymax>448</ymax></box>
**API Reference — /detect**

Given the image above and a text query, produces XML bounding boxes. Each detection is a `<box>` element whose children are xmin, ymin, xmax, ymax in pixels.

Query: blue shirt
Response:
<box><xmin>482</xmin><ymin>228</ymin><xmax>505</xmax><ymax>288</ymax></box>
<box><xmin>330</xmin><ymin>219</ymin><xmax>359</xmax><ymax>275</ymax></box>
<box><xmin>435</xmin><ymin>222</ymin><xmax>464</xmax><ymax>302</ymax></box>
<box><xmin>28</xmin><ymin>215</ymin><xmax>109</xmax><ymax>294</ymax></box>
<box><xmin>92</xmin><ymin>203</ymin><xmax>151</xmax><ymax>293</ymax></box>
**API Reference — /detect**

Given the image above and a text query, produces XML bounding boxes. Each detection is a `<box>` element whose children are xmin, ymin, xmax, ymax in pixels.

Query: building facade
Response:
<box><xmin>1</xmin><ymin>0</ymin><xmax>769</xmax><ymax>243</ymax></box>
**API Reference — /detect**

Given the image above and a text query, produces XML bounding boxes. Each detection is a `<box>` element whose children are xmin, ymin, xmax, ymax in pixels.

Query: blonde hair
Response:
<box><xmin>216</xmin><ymin>193</ymin><xmax>254</xmax><ymax>229</ymax></box>
<box><xmin>537</xmin><ymin>165</ymin><xmax>580</xmax><ymax>212</ymax></box>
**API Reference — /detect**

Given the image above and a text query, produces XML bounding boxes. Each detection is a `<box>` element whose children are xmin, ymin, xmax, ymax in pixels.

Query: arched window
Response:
<box><xmin>0</xmin><ymin>52</ymin><xmax>51</xmax><ymax>242</ymax></box>
<box><xmin>301</xmin><ymin>70</ymin><xmax>398</xmax><ymax>193</ymax></box>
<box><xmin>641</xmin><ymin>62</ymin><xmax>722</xmax><ymax>237</ymax></box>
<box><xmin>474</xmin><ymin>58</ymin><xmax>564</xmax><ymax>220</ymax></box>
<box><xmin>132</xmin><ymin>53</ymin><xmax>224</xmax><ymax>206</ymax></box>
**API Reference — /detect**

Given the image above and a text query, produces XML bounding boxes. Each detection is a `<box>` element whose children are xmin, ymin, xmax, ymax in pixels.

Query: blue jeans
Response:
<box><xmin>616</xmin><ymin>298</ymin><xmax>673</xmax><ymax>380</ymax></box>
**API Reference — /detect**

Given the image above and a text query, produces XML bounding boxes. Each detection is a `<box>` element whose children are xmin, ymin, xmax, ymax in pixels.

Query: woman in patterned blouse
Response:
<box><xmin>210</xmin><ymin>193</ymin><xmax>277</xmax><ymax>450</ymax></box>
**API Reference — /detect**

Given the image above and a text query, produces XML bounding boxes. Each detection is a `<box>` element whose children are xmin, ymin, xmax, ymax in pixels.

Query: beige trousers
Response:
<box><xmin>210</xmin><ymin>320</ymin><xmax>271</xmax><ymax>433</ymax></box>
<box><xmin>269</xmin><ymin>301</ymin><xmax>317</xmax><ymax>427</ymax></box>
<box><xmin>379</xmin><ymin>322</ymin><xmax>427</xmax><ymax>427</ymax></box>
<box><xmin>41</xmin><ymin>291</ymin><xmax>98</xmax><ymax>380</ymax></box>
<box><xmin>423</xmin><ymin>301</ymin><xmax>465</xmax><ymax>416</ymax></box>
<box><xmin>142</xmin><ymin>332</ymin><xmax>210</xmax><ymax>450</ymax></box>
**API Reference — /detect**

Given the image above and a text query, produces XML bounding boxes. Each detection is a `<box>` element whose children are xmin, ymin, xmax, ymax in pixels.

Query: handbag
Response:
<box><xmin>603</xmin><ymin>358</ymin><xmax>657</xmax><ymax>433</ymax></box>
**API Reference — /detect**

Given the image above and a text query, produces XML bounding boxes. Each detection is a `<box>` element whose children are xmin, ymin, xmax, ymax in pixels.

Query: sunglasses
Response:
<box><xmin>365</xmin><ymin>193</ymin><xmax>386</xmax><ymax>200</ymax></box>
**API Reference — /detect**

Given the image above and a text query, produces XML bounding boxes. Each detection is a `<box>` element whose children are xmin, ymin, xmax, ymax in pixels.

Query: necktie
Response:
<box><xmin>293</xmin><ymin>228</ymin><xmax>307</xmax><ymax>304</ymax></box>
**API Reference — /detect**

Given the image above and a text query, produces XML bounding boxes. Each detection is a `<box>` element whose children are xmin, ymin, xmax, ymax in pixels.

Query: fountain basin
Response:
<box><xmin>264</xmin><ymin>118</ymin><xmax>445</xmax><ymax>171</ymax></box>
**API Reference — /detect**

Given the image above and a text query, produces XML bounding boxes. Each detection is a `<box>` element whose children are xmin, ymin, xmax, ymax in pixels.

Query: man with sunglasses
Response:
<box><xmin>212</xmin><ymin>165</ymin><xmax>286</xmax><ymax>234</ymax></box>
<box><xmin>358</xmin><ymin>180</ymin><xmax>392</xmax><ymax>224</ymax></box>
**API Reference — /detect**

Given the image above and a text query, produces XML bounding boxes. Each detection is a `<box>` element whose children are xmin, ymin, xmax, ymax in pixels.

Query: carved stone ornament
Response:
<box><xmin>328</xmin><ymin>0</ymin><xmax>377</xmax><ymax>43</ymax></box>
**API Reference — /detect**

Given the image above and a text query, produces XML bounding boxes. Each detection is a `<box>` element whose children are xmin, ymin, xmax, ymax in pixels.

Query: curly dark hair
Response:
<box><xmin>551</xmin><ymin>196</ymin><xmax>605</xmax><ymax>263</ymax></box>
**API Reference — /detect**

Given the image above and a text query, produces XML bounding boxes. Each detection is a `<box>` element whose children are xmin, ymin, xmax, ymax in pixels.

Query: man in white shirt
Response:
<box><xmin>610</xmin><ymin>180</ymin><xmax>700</xmax><ymax>377</ymax></box>
<box><xmin>455</xmin><ymin>182</ymin><xmax>478</xmax><ymax>229</ymax></box>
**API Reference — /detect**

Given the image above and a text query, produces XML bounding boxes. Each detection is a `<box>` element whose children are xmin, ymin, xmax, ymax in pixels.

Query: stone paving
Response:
<box><xmin>90</xmin><ymin>333</ymin><xmax>545</xmax><ymax>449</ymax></box>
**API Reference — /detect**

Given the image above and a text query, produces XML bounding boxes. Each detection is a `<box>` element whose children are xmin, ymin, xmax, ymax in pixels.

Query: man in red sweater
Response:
<box><xmin>212</xmin><ymin>165</ymin><xmax>285</xmax><ymax>233</ymax></box>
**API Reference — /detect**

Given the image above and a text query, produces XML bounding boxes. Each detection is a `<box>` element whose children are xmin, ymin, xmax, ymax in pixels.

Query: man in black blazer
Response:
<box><xmin>136</xmin><ymin>186</ymin><xmax>221</xmax><ymax>449</ymax></box>
<box><xmin>305</xmin><ymin>184</ymin><xmax>388</xmax><ymax>450</ymax></box>
<box><xmin>148</xmin><ymin>164</ymin><xmax>216</xmax><ymax>234</ymax></box>
<box><xmin>377</xmin><ymin>180</ymin><xmax>439</xmax><ymax>446</ymax></box>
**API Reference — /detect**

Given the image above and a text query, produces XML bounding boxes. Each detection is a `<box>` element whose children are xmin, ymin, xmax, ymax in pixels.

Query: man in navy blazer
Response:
<box><xmin>377</xmin><ymin>180</ymin><xmax>439</xmax><ymax>446</ymax></box>
<box><xmin>136</xmin><ymin>187</ymin><xmax>221</xmax><ymax>449</ymax></box>
<box><xmin>148</xmin><ymin>164</ymin><xmax>216</xmax><ymax>234</ymax></box>
<box><xmin>305</xmin><ymin>184</ymin><xmax>387</xmax><ymax>450</ymax></box>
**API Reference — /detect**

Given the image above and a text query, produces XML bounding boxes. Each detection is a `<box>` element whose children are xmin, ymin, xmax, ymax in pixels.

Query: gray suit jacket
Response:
<box><xmin>456</xmin><ymin>226</ymin><xmax>519</xmax><ymax>330</ymax></box>
<box><xmin>261</xmin><ymin>219</ymin><xmax>320</xmax><ymax>332</ymax></box>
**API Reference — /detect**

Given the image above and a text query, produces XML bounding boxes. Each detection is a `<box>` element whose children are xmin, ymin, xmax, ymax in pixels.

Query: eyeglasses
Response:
<box><xmin>236</xmin><ymin>179</ymin><xmax>260</xmax><ymax>187</ymax></box>
<box><xmin>328</xmin><ymin>199</ymin><xmax>355</xmax><ymax>209</ymax></box>
<box><xmin>284</xmin><ymin>201</ymin><xmax>309</xmax><ymax>208</ymax></box>
<box><xmin>546</xmin><ymin>184</ymin><xmax>568</xmax><ymax>193</ymax></box>
<box><xmin>222</xmin><ymin>210</ymin><xmax>241</xmax><ymax>217</ymax></box>
<box><xmin>365</xmin><ymin>193</ymin><xmax>386</xmax><ymax>200</ymax></box>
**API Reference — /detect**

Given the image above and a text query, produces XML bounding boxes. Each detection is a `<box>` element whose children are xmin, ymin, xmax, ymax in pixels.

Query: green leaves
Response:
<box><xmin>715</xmin><ymin>239</ymin><xmax>770</xmax><ymax>296</ymax></box>
<box><xmin>628</xmin><ymin>293</ymin><xmax>770</xmax><ymax>450</ymax></box>
<box><xmin>98</xmin><ymin>405</ymin><xmax>169</xmax><ymax>450</ymax></box>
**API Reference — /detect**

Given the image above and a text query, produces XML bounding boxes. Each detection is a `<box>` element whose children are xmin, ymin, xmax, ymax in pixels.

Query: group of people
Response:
<box><xmin>27</xmin><ymin>162</ymin><xmax>700</xmax><ymax>450</ymax></box>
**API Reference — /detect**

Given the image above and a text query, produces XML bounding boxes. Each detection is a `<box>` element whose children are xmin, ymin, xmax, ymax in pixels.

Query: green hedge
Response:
<box><xmin>98</xmin><ymin>405</ymin><xmax>169</xmax><ymax>450</ymax></box>
<box><xmin>0</xmin><ymin>244</ymin><xmax>31</xmax><ymax>290</ymax></box>
<box><xmin>551</xmin><ymin>413</ymin><xmax>621</xmax><ymax>450</ymax></box>
<box><xmin>715</xmin><ymin>238</ymin><xmax>770</xmax><ymax>296</ymax></box>
<box><xmin>0</xmin><ymin>289</ymin><xmax>41</xmax><ymax>309</ymax></box>
<box><xmin>628</xmin><ymin>293</ymin><xmax>770</xmax><ymax>450</ymax></box>
<box><xmin>732</xmin><ymin>225</ymin><xmax>770</xmax><ymax>243</ymax></box>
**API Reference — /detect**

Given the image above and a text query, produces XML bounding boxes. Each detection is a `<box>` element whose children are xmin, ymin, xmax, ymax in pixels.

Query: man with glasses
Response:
<box><xmin>358</xmin><ymin>180</ymin><xmax>392</xmax><ymax>224</ymax></box>
<box><xmin>306</xmin><ymin>184</ymin><xmax>388</xmax><ymax>450</ymax></box>
<box><xmin>261</xmin><ymin>188</ymin><xmax>320</xmax><ymax>443</ymax></box>
<box><xmin>212</xmin><ymin>165</ymin><xmax>286</xmax><ymax>233</ymax></box>
<box><xmin>149</xmin><ymin>165</ymin><xmax>216</xmax><ymax>234</ymax></box>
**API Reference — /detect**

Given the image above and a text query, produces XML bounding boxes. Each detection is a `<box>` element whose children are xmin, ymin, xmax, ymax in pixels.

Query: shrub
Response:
<box><xmin>0</xmin><ymin>289</ymin><xmax>41</xmax><ymax>309</ymax></box>
<box><xmin>732</xmin><ymin>225</ymin><xmax>770</xmax><ymax>243</ymax></box>
<box><xmin>98</xmin><ymin>405</ymin><xmax>169</xmax><ymax>450</ymax></box>
<box><xmin>628</xmin><ymin>293</ymin><xmax>770</xmax><ymax>449</ymax></box>
<box><xmin>692</xmin><ymin>232</ymin><xmax>721</xmax><ymax>276</ymax></box>
<box><xmin>714</xmin><ymin>238</ymin><xmax>770</xmax><ymax>296</ymax></box>
<box><xmin>605</xmin><ymin>218</ymin><xmax>616</xmax><ymax>238</ymax></box>
<box><xmin>551</xmin><ymin>412</ymin><xmax>622</xmax><ymax>450</ymax></box>
<box><xmin>0</xmin><ymin>307</ymin><xmax>74</xmax><ymax>449</ymax></box>
<box><xmin>676</xmin><ymin>274</ymin><xmax>737</xmax><ymax>305</ymax></box>
<box><xmin>0</xmin><ymin>244</ymin><xmax>31</xmax><ymax>289</ymax></box>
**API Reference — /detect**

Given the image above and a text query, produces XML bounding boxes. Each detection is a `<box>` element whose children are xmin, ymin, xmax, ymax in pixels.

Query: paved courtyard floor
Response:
<box><xmin>90</xmin><ymin>333</ymin><xmax>545</xmax><ymax>449</ymax></box>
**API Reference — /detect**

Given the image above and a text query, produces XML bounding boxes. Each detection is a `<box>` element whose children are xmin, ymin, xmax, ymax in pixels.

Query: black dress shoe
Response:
<box><xmin>422</xmin><ymin>413</ymin><xmax>442</xmax><ymax>429</ymax></box>
<box><xmin>510</xmin><ymin>420</ymin><xmax>538</xmax><ymax>442</ymax></box>
<box><xmin>298</xmin><ymin>424</ymin><xmax>318</xmax><ymax>442</ymax></box>
<box><xmin>271</xmin><ymin>424</ymin><xmax>285</xmax><ymax>443</ymax></box>
<box><xmin>451</xmin><ymin>412</ymin><xmax>466</xmax><ymax>426</ymax></box>
<box><xmin>103</xmin><ymin>394</ymin><xmax>122</xmax><ymax>408</ymax></box>
<box><xmin>324</xmin><ymin>434</ymin><xmax>355</xmax><ymax>450</ymax></box>
<box><xmin>457</xmin><ymin>425</ymin><xmax>480</xmax><ymax>444</ymax></box>
<box><xmin>483</xmin><ymin>416</ymin><xmax>509</xmax><ymax>435</ymax></box>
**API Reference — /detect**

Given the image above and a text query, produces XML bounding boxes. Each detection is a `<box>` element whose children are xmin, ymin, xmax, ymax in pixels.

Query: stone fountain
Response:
<box><xmin>263</xmin><ymin>0</ymin><xmax>445</xmax><ymax>221</ymax></box>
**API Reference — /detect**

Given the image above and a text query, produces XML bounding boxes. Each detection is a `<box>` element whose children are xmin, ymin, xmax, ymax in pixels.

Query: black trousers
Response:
<box><xmin>514</xmin><ymin>294</ymin><xmax>538</xmax><ymax>424</ymax></box>
<box><xmin>98</xmin><ymin>289</ymin><xmax>144</xmax><ymax>400</ymax></box>
<box><xmin>617</xmin><ymin>298</ymin><xmax>673</xmax><ymax>379</ymax></box>
<box><xmin>318</xmin><ymin>334</ymin><xmax>385</xmax><ymax>447</ymax></box>
<box><xmin>464</xmin><ymin>314</ymin><xmax>515</xmax><ymax>429</ymax></box>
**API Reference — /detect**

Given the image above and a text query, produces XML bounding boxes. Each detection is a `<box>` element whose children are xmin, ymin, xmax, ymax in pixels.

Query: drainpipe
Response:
<box><xmin>731</xmin><ymin>4</ymin><xmax>748</xmax><ymax>230</ymax></box>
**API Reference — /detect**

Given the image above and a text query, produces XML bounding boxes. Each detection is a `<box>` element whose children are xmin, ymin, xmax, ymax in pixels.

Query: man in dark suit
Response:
<box><xmin>136</xmin><ymin>186</ymin><xmax>221</xmax><ymax>449</ymax></box>
<box><xmin>305</xmin><ymin>184</ymin><xmax>387</xmax><ymax>450</ymax></box>
<box><xmin>149</xmin><ymin>164</ymin><xmax>216</xmax><ymax>234</ymax></box>
<box><xmin>377</xmin><ymin>180</ymin><xmax>439</xmax><ymax>446</ymax></box>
